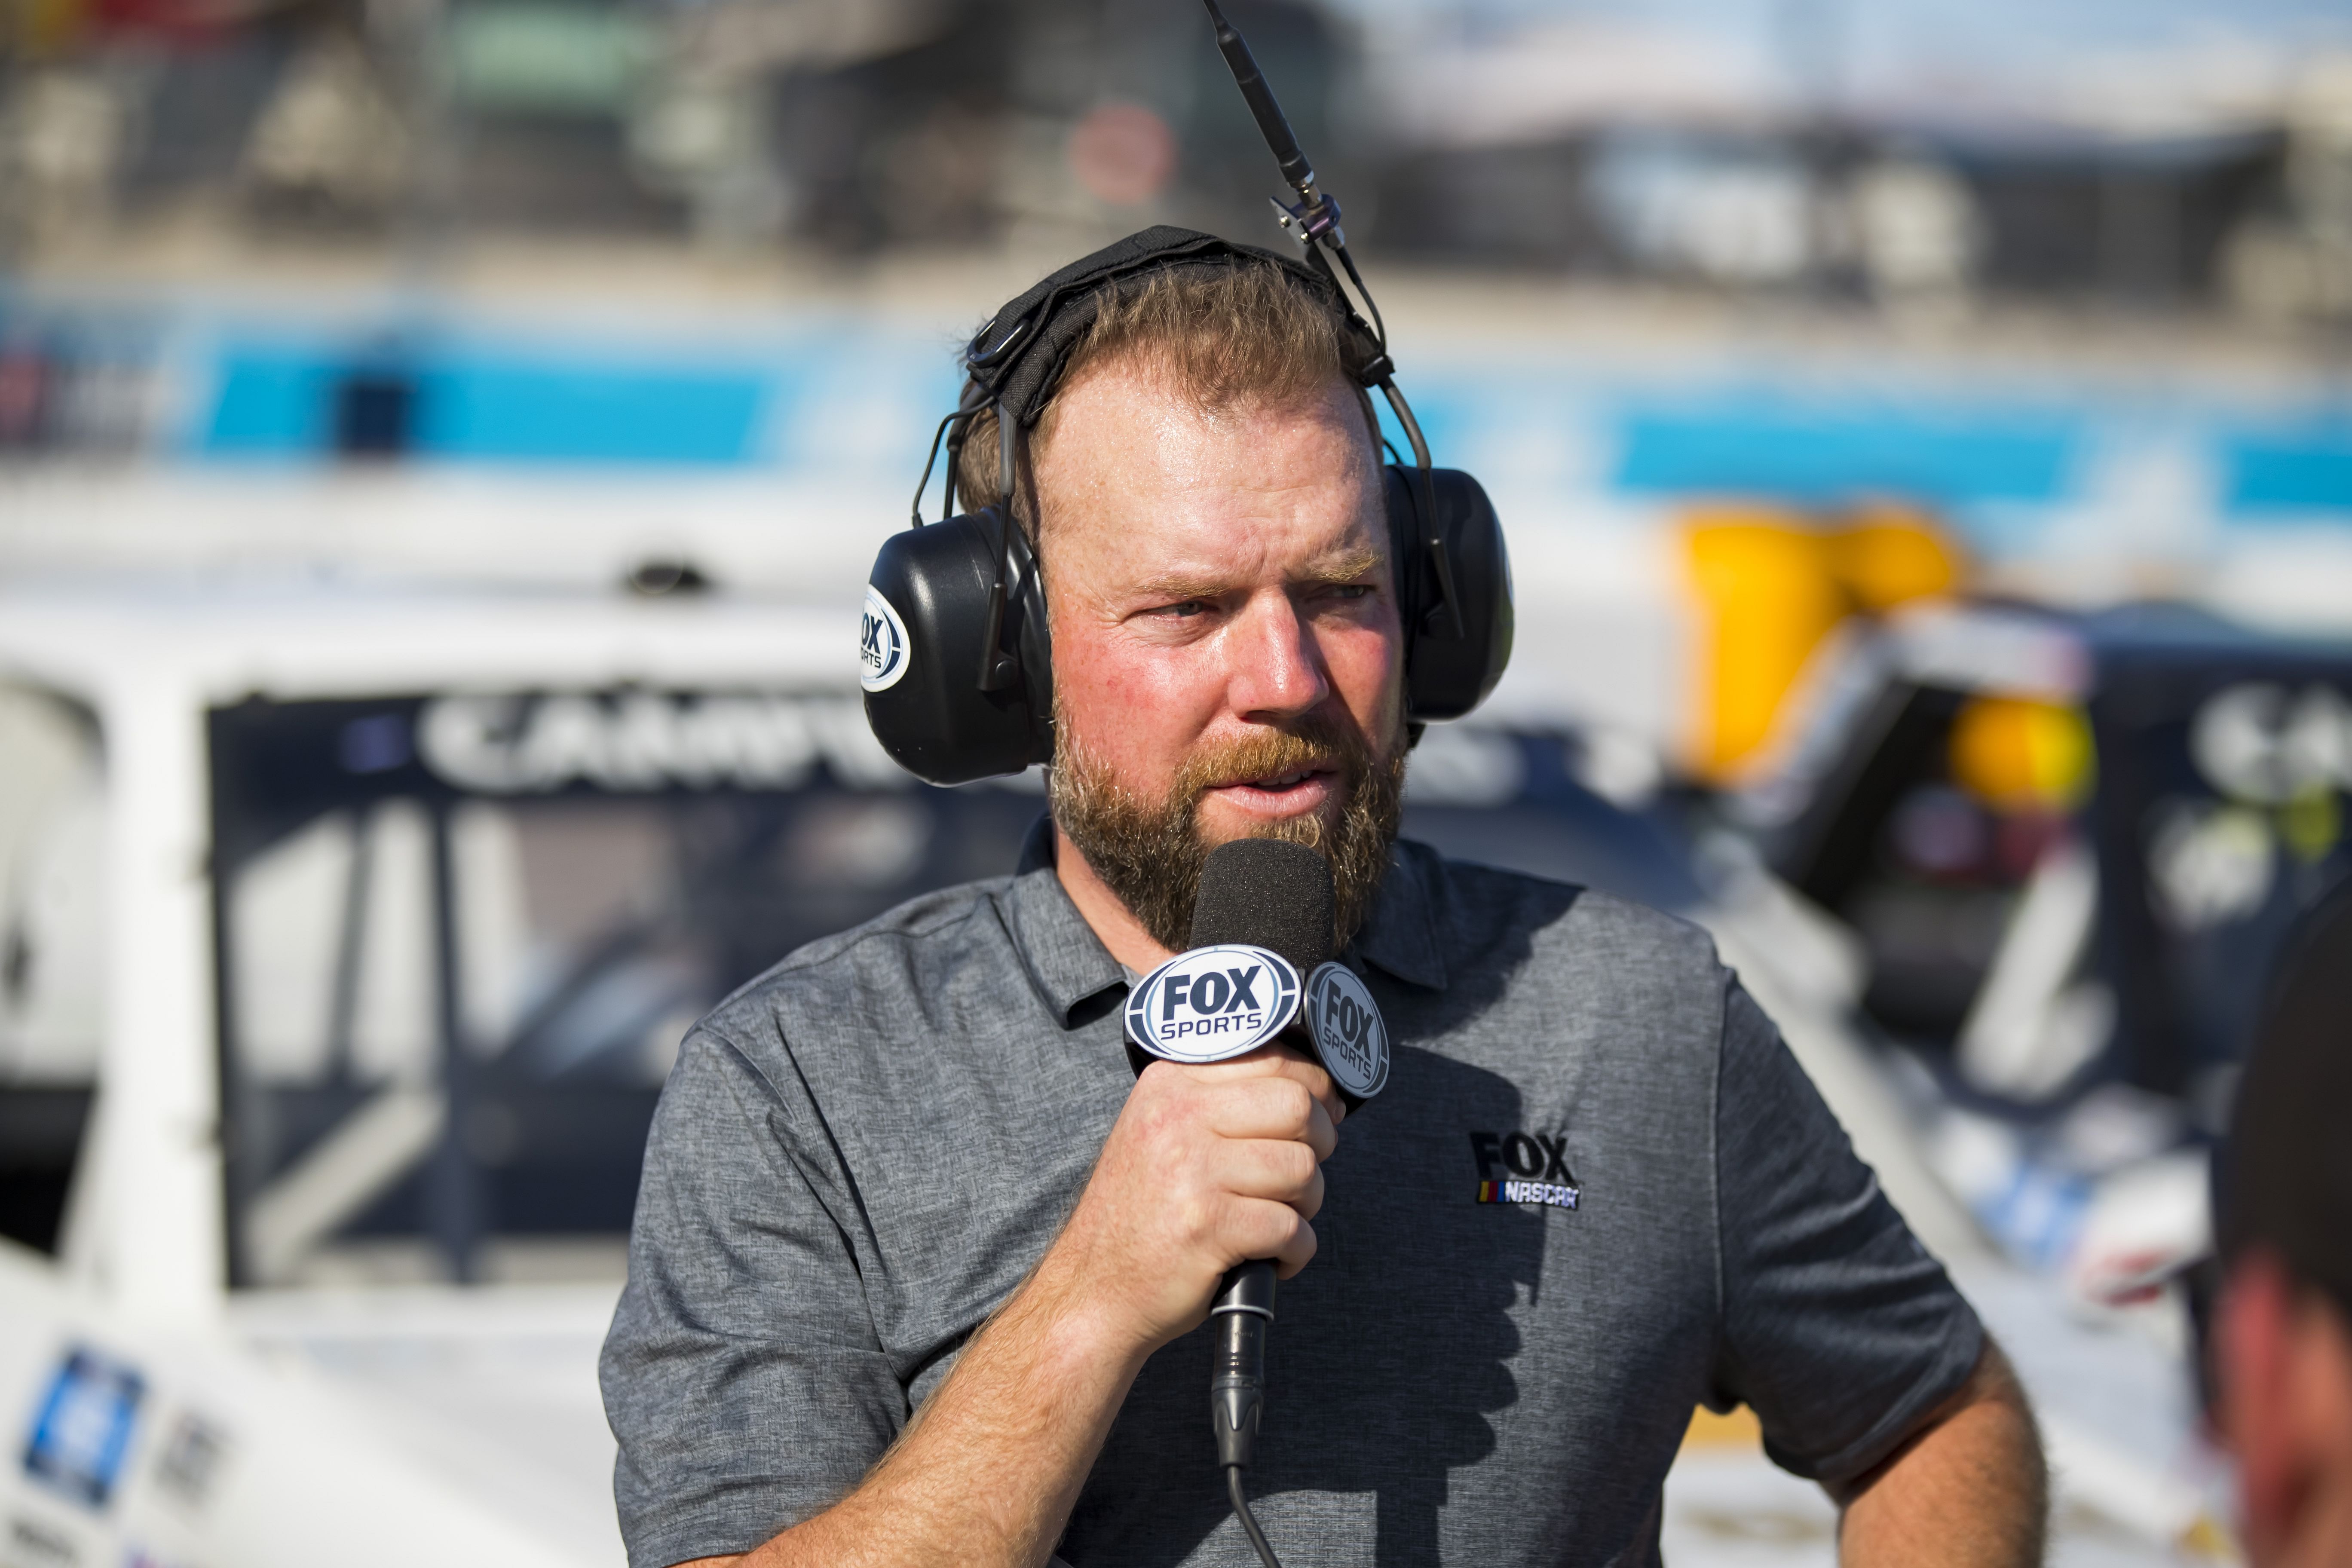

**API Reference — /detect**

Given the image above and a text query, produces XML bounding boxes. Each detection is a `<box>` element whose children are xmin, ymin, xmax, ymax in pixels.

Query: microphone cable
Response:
<box><xmin>1210</xmin><ymin>1260</ymin><xmax>1283</xmax><ymax>1568</ymax></box>
<box><xmin>1226</xmin><ymin>1465</ymin><xmax>1282</xmax><ymax>1568</ymax></box>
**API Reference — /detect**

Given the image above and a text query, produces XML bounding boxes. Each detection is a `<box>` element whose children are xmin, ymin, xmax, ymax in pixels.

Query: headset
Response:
<box><xmin>860</xmin><ymin>0</ymin><xmax>1513</xmax><ymax>787</ymax></box>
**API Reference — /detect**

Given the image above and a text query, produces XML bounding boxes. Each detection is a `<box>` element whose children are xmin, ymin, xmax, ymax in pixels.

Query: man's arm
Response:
<box><xmin>1706</xmin><ymin>977</ymin><xmax>2045</xmax><ymax>1564</ymax></box>
<box><xmin>678</xmin><ymin>1046</ymin><xmax>1343</xmax><ymax>1568</ymax></box>
<box><xmin>1831</xmin><ymin>1339</ymin><xmax>2048</xmax><ymax>1567</ymax></box>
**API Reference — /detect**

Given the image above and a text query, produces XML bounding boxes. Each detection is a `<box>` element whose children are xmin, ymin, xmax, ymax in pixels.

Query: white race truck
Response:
<box><xmin>0</xmin><ymin>573</ymin><xmax>2205</xmax><ymax>1568</ymax></box>
<box><xmin>0</xmin><ymin>579</ymin><xmax>1025</xmax><ymax>1568</ymax></box>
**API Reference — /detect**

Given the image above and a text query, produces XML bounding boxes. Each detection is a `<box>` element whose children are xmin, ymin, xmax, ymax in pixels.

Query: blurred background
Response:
<box><xmin>2</xmin><ymin>0</ymin><xmax>2351</xmax><ymax>1564</ymax></box>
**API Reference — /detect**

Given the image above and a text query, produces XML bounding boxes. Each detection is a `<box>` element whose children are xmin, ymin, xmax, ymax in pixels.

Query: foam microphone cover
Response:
<box><xmin>1188</xmin><ymin>838</ymin><xmax>1336</xmax><ymax>975</ymax></box>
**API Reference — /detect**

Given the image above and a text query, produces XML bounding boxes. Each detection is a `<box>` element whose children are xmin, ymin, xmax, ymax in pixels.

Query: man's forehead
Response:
<box><xmin>1036</xmin><ymin>361</ymin><xmax>1380</xmax><ymax>555</ymax></box>
<box><xmin>1048</xmin><ymin>348</ymin><xmax>1362</xmax><ymax>433</ymax></box>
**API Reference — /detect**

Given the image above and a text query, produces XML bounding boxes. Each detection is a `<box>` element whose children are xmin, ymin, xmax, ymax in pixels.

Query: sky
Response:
<box><xmin>1330</xmin><ymin>0</ymin><xmax>2352</xmax><ymax>126</ymax></box>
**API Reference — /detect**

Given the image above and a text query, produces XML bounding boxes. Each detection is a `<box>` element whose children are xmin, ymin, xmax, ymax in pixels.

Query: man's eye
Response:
<box><xmin>1155</xmin><ymin>600</ymin><xmax>1210</xmax><ymax>619</ymax></box>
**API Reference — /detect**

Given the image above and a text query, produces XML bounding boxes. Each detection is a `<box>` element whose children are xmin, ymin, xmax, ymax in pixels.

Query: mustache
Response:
<box><xmin>1048</xmin><ymin>704</ymin><xmax>1405</xmax><ymax>955</ymax></box>
<box><xmin>1172</xmin><ymin>719</ymin><xmax>1365</xmax><ymax>802</ymax></box>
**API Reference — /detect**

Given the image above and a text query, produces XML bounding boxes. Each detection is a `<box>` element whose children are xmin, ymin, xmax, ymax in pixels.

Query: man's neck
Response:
<box><xmin>1053</xmin><ymin>826</ymin><xmax>1178</xmax><ymax>974</ymax></box>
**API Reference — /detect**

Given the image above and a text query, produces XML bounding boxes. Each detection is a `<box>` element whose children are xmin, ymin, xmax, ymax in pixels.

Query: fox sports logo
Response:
<box><xmin>860</xmin><ymin>586</ymin><xmax>911</xmax><ymax>693</ymax></box>
<box><xmin>1305</xmin><ymin>962</ymin><xmax>1389</xmax><ymax>1099</ymax></box>
<box><xmin>1125</xmin><ymin>945</ymin><xmax>1302</xmax><ymax>1064</ymax></box>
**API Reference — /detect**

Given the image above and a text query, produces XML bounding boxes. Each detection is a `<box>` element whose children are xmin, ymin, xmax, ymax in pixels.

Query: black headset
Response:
<box><xmin>860</xmin><ymin>14</ymin><xmax>1512</xmax><ymax>788</ymax></box>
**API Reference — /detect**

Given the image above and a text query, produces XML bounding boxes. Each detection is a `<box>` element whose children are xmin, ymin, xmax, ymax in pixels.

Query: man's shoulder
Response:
<box><xmin>1402</xmin><ymin>836</ymin><xmax>1716</xmax><ymax>954</ymax></box>
<box><xmin>698</xmin><ymin>872</ymin><xmax>1019</xmax><ymax>1039</ymax></box>
<box><xmin>1399</xmin><ymin>838</ymin><xmax>1722</xmax><ymax>992</ymax></box>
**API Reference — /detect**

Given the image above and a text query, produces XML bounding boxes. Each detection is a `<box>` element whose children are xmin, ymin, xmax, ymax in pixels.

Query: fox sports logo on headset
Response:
<box><xmin>860</xmin><ymin>586</ymin><xmax>911</xmax><ymax>694</ymax></box>
<box><xmin>1126</xmin><ymin>946</ymin><xmax>1302</xmax><ymax>1064</ymax></box>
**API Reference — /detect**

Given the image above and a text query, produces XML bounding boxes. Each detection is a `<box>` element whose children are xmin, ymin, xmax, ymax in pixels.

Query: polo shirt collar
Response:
<box><xmin>1005</xmin><ymin>816</ymin><xmax>1129</xmax><ymax>1028</ymax></box>
<box><xmin>1351</xmin><ymin>841</ymin><xmax>1449</xmax><ymax>990</ymax></box>
<box><xmin>1005</xmin><ymin>817</ymin><xmax>1452</xmax><ymax>1019</ymax></box>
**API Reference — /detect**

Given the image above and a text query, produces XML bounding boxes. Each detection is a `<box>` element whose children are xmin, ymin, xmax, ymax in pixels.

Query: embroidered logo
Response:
<box><xmin>1476</xmin><ymin>1179</ymin><xmax>1579</xmax><ymax>1210</ymax></box>
<box><xmin>1469</xmin><ymin>1130</ymin><xmax>1580</xmax><ymax>1210</ymax></box>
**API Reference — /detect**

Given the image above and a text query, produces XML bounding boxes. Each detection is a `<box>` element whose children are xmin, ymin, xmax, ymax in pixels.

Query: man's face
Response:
<box><xmin>1035</xmin><ymin>353</ymin><xmax>1406</xmax><ymax>948</ymax></box>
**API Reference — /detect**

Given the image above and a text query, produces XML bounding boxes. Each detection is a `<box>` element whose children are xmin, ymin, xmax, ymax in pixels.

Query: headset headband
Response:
<box><xmin>912</xmin><ymin>227</ymin><xmax>1396</xmax><ymax>532</ymax></box>
<box><xmin>962</xmin><ymin>227</ymin><xmax>1384</xmax><ymax>436</ymax></box>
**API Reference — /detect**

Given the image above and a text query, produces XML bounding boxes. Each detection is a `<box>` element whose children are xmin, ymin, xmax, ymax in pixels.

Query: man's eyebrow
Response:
<box><xmin>1130</xmin><ymin>570</ymin><xmax>1236</xmax><ymax>603</ymax></box>
<box><xmin>1130</xmin><ymin>547</ymin><xmax>1384</xmax><ymax>603</ymax></box>
<box><xmin>1298</xmin><ymin>545</ymin><xmax>1384</xmax><ymax>583</ymax></box>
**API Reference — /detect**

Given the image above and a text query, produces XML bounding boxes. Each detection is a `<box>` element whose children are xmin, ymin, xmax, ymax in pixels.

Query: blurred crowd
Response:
<box><xmin>2</xmin><ymin>0</ymin><xmax>2350</xmax><ymax>319</ymax></box>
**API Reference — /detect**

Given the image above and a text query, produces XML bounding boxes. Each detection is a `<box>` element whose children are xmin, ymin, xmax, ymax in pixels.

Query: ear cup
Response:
<box><xmin>1385</xmin><ymin>466</ymin><xmax>1514</xmax><ymax>723</ymax></box>
<box><xmin>862</xmin><ymin>507</ymin><xmax>1054</xmax><ymax>785</ymax></box>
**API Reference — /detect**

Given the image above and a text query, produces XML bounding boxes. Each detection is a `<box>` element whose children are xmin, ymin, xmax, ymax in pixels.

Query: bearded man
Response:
<box><xmin>599</xmin><ymin>244</ymin><xmax>2046</xmax><ymax>1568</ymax></box>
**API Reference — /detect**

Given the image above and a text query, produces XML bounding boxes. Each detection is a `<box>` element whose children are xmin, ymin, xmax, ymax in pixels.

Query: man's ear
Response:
<box><xmin>2220</xmin><ymin>1249</ymin><xmax>2352</xmax><ymax>1559</ymax></box>
<box><xmin>2220</xmin><ymin>1253</ymin><xmax>2296</xmax><ymax>1554</ymax></box>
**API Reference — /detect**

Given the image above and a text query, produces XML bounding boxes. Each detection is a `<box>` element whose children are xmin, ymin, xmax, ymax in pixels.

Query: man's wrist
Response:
<box><xmin>1004</xmin><ymin>1242</ymin><xmax>1162</xmax><ymax>1381</ymax></box>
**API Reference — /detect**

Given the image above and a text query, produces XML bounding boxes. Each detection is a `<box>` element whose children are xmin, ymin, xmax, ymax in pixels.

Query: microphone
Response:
<box><xmin>1189</xmin><ymin>839</ymin><xmax>1335</xmax><ymax>1568</ymax></box>
<box><xmin>1199</xmin><ymin>0</ymin><xmax>1316</xmax><ymax>196</ymax></box>
<box><xmin>1120</xmin><ymin>838</ymin><xmax>1387</xmax><ymax>1568</ymax></box>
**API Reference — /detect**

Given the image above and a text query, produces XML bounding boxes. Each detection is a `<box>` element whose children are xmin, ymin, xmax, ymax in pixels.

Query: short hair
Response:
<box><xmin>2220</xmin><ymin>874</ymin><xmax>2352</xmax><ymax>1320</ymax></box>
<box><xmin>951</xmin><ymin>259</ymin><xmax>1375</xmax><ymax>542</ymax></box>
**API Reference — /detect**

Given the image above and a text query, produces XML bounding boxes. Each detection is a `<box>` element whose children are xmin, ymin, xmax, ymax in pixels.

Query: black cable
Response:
<box><xmin>906</xmin><ymin>409</ymin><xmax>960</xmax><ymax>527</ymax></box>
<box><xmin>1327</xmin><ymin>239</ymin><xmax>1388</xmax><ymax>354</ymax></box>
<box><xmin>1226</xmin><ymin>1466</ymin><xmax>1284</xmax><ymax>1568</ymax></box>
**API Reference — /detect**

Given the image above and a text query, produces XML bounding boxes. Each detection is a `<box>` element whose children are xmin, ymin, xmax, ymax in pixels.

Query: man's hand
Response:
<box><xmin>1832</xmin><ymin>1338</ymin><xmax>2048</xmax><ymax>1566</ymax></box>
<box><xmin>1030</xmin><ymin>1047</ymin><xmax>1343</xmax><ymax>1357</ymax></box>
<box><xmin>698</xmin><ymin>1045</ymin><xmax>1343</xmax><ymax>1568</ymax></box>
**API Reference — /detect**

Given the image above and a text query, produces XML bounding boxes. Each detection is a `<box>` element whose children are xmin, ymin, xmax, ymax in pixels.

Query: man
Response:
<box><xmin>600</xmin><ymin>243</ymin><xmax>2046</xmax><ymax>1567</ymax></box>
<box><xmin>2214</xmin><ymin>878</ymin><xmax>2352</xmax><ymax>1568</ymax></box>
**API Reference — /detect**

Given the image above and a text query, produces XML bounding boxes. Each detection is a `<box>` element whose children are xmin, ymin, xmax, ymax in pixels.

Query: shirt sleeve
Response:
<box><xmin>599</xmin><ymin>1023</ymin><xmax>908</xmax><ymax>1568</ymax></box>
<box><xmin>1707</xmin><ymin>980</ymin><xmax>1985</xmax><ymax>1485</ymax></box>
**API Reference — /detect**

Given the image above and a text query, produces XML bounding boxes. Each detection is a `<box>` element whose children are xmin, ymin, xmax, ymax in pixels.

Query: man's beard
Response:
<box><xmin>1049</xmin><ymin>705</ymin><xmax>1407</xmax><ymax>956</ymax></box>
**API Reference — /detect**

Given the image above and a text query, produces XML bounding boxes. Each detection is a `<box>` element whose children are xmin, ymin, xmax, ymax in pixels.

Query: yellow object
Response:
<box><xmin>1681</xmin><ymin>1403</ymin><xmax>1763</xmax><ymax>1450</ymax></box>
<box><xmin>2279</xmin><ymin>785</ymin><xmax>2342</xmax><ymax>863</ymax></box>
<box><xmin>1834</xmin><ymin>502</ymin><xmax>1963</xmax><ymax>613</ymax></box>
<box><xmin>1682</xmin><ymin>511</ymin><xmax>1847</xmax><ymax>784</ymax></box>
<box><xmin>1680</xmin><ymin>503</ymin><xmax>1969</xmax><ymax>786</ymax></box>
<box><xmin>1949</xmin><ymin>696</ymin><xmax>2095</xmax><ymax>812</ymax></box>
<box><xmin>18</xmin><ymin>0</ymin><xmax>86</xmax><ymax>54</ymax></box>
<box><xmin>2177</xmin><ymin>1510</ymin><xmax>2241</xmax><ymax>1562</ymax></box>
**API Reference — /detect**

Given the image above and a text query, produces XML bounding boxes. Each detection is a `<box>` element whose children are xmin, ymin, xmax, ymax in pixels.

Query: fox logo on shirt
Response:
<box><xmin>1469</xmin><ymin>1130</ymin><xmax>1580</xmax><ymax>1210</ymax></box>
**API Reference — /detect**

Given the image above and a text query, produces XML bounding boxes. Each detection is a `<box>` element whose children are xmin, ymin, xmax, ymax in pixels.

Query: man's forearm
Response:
<box><xmin>677</xmin><ymin>1049</ymin><xmax>1339</xmax><ymax>1568</ymax></box>
<box><xmin>1835</xmin><ymin>1340</ymin><xmax>2048</xmax><ymax>1567</ymax></box>
<box><xmin>732</xmin><ymin>1259</ymin><xmax>1145</xmax><ymax>1568</ymax></box>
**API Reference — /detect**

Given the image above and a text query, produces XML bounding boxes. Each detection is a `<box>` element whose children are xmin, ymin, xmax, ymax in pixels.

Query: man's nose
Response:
<box><xmin>1226</xmin><ymin>591</ymin><xmax>1330</xmax><ymax>721</ymax></box>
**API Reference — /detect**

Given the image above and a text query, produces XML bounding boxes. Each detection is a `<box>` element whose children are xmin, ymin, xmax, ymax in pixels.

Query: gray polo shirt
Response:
<box><xmin>600</xmin><ymin>825</ymin><xmax>1982</xmax><ymax>1568</ymax></box>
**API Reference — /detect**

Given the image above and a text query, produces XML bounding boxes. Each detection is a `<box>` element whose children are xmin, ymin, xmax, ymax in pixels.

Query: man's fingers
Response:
<box><xmin>1216</xmin><ymin>1138</ymin><xmax>1325</xmax><ymax>1218</ymax></box>
<box><xmin>1268</xmin><ymin>1212</ymin><xmax>1318</xmax><ymax>1278</ymax></box>
<box><xmin>1303</xmin><ymin>1098</ymin><xmax>1338</xmax><ymax>1163</ymax></box>
<box><xmin>1201</xmin><ymin>1076</ymin><xmax>1337</xmax><ymax>1161</ymax></box>
<box><xmin>1187</xmin><ymin>1045</ymin><xmax>1346</xmax><ymax>1129</ymax></box>
<box><xmin>1225</xmin><ymin>1196</ymin><xmax>1318</xmax><ymax>1279</ymax></box>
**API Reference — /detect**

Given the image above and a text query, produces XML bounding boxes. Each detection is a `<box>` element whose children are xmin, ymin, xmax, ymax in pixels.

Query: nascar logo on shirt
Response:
<box><xmin>1476</xmin><ymin>1179</ymin><xmax>1580</xmax><ymax>1210</ymax></box>
<box><xmin>1470</xmin><ymin>1130</ymin><xmax>1580</xmax><ymax>1210</ymax></box>
<box><xmin>1125</xmin><ymin>945</ymin><xmax>1301</xmax><ymax>1064</ymax></box>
